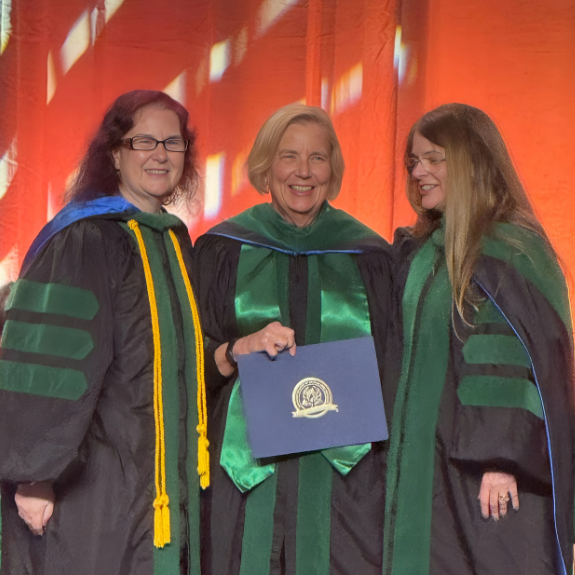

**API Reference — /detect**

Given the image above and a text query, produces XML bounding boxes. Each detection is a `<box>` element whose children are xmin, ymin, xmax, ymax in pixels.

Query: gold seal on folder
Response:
<box><xmin>292</xmin><ymin>377</ymin><xmax>339</xmax><ymax>419</ymax></box>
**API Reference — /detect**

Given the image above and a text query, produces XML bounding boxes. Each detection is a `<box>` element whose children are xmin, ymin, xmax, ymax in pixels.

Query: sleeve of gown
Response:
<box><xmin>393</xmin><ymin>229</ymin><xmax>561</xmax><ymax>488</ymax></box>
<box><xmin>447</xmin><ymin>296</ymin><xmax>552</xmax><ymax>486</ymax></box>
<box><xmin>357</xmin><ymin>248</ymin><xmax>401</xmax><ymax>427</ymax></box>
<box><xmin>0</xmin><ymin>220</ymin><xmax>116</xmax><ymax>484</ymax></box>
<box><xmin>192</xmin><ymin>234</ymin><xmax>241</xmax><ymax>398</ymax></box>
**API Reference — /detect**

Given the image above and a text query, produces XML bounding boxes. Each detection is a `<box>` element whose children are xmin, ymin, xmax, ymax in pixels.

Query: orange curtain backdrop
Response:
<box><xmin>192</xmin><ymin>0</ymin><xmax>398</xmax><ymax>237</ymax></box>
<box><xmin>1</xmin><ymin>0</ymin><xmax>575</xmax><ymax>283</ymax></box>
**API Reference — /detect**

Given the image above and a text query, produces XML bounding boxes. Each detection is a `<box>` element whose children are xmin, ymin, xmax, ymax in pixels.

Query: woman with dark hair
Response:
<box><xmin>384</xmin><ymin>103</ymin><xmax>574</xmax><ymax>575</ymax></box>
<box><xmin>66</xmin><ymin>90</ymin><xmax>198</xmax><ymax>205</ymax></box>
<box><xmin>194</xmin><ymin>103</ymin><xmax>397</xmax><ymax>575</ymax></box>
<box><xmin>0</xmin><ymin>90</ymin><xmax>207</xmax><ymax>575</ymax></box>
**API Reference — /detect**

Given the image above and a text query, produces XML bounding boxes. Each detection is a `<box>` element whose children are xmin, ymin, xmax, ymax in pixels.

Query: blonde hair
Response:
<box><xmin>247</xmin><ymin>103</ymin><xmax>345</xmax><ymax>200</ymax></box>
<box><xmin>405</xmin><ymin>103</ymin><xmax>551</xmax><ymax>320</ymax></box>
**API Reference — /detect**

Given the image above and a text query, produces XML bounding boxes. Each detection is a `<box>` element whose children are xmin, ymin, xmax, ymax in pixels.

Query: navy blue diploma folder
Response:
<box><xmin>237</xmin><ymin>336</ymin><xmax>388</xmax><ymax>458</ymax></box>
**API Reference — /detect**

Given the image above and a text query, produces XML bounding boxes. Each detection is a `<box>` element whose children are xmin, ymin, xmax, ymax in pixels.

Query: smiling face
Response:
<box><xmin>410</xmin><ymin>131</ymin><xmax>448</xmax><ymax>211</ymax></box>
<box><xmin>268</xmin><ymin>121</ymin><xmax>332</xmax><ymax>227</ymax></box>
<box><xmin>112</xmin><ymin>106</ymin><xmax>185</xmax><ymax>213</ymax></box>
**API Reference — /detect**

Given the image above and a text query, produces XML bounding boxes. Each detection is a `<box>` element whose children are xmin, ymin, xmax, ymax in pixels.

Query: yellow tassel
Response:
<box><xmin>129</xmin><ymin>220</ymin><xmax>171</xmax><ymax>548</ymax></box>
<box><xmin>154</xmin><ymin>503</ymin><xmax>163</xmax><ymax>548</ymax></box>
<box><xmin>168</xmin><ymin>230</ymin><xmax>210</xmax><ymax>489</ymax></box>
<box><xmin>153</xmin><ymin>494</ymin><xmax>171</xmax><ymax>547</ymax></box>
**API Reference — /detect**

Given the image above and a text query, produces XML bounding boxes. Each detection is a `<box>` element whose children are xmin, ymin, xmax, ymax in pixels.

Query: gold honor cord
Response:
<box><xmin>128</xmin><ymin>220</ymin><xmax>171</xmax><ymax>548</ymax></box>
<box><xmin>168</xmin><ymin>229</ymin><xmax>210</xmax><ymax>489</ymax></box>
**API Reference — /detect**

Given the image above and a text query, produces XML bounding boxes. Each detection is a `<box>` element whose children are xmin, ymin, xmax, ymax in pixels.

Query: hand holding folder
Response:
<box><xmin>237</xmin><ymin>336</ymin><xmax>388</xmax><ymax>459</ymax></box>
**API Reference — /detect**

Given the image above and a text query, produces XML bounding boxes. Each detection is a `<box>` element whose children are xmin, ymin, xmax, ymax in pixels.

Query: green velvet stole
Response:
<box><xmin>382</xmin><ymin>237</ymin><xmax>452</xmax><ymax>575</ymax></box>
<box><xmin>382</xmin><ymin>224</ymin><xmax>570</xmax><ymax>575</ymax></box>
<box><xmin>217</xmin><ymin>205</ymin><xmax>376</xmax><ymax>575</ymax></box>
<box><xmin>120</xmin><ymin>212</ymin><xmax>201</xmax><ymax>575</ymax></box>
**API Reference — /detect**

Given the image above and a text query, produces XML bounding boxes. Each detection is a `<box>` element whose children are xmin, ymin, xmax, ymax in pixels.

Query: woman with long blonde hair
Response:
<box><xmin>384</xmin><ymin>103</ymin><xmax>574</xmax><ymax>575</ymax></box>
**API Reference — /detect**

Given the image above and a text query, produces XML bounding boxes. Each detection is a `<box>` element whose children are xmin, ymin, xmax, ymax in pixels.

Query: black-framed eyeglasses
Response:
<box><xmin>405</xmin><ymin>156</ymin><xmax>446</xmax><ymax>174</ymax></box>
<box><xmin>121</xmin><ymin>136</ymin><xmax>189</xmax><ymax>152</ymax></box>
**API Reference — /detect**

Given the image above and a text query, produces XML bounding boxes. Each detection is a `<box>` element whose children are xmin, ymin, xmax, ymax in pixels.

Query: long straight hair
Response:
<box><xmin>405</xmin><ymin>103</ymin><xmax>551</xmax><ymax>320</ymax></box>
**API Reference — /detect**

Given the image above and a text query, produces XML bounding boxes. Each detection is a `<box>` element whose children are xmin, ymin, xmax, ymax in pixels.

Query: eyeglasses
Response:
<box><xmin>121</xmin><ymin>136</ymin><xmax>189</xmax><ymax>152</ymax></box>
<box><xmin>405</xmin><ymin>155</ymin><xmax>446</xmax><ymax>174</ymax></box>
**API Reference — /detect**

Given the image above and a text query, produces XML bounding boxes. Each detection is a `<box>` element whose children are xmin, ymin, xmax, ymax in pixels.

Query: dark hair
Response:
<box><xmin>66</xmin><ymin>90</ymin><xmax>199</xmax><ymax>205</ymax></box>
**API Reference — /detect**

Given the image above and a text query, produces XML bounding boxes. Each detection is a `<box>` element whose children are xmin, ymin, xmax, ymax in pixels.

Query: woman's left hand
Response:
<box><xmin>478</xmin><ymin>471</ymin><xmax>519</xmax><ymax>520</ymax></box>
<box><xmin>15</xmin><ymin>481</ymin><xmax>55</xmax><ymax>535</ymax></box>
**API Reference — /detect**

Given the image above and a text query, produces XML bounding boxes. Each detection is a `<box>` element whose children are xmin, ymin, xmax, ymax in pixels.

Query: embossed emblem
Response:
<box><xmin>292</xmin><ymin>377</ymin><xmax>338</xmax><ymax>419</ymax></box>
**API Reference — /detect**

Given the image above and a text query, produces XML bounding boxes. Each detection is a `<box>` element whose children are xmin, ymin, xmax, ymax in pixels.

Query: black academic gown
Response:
<box><xmin>0</xmin><ymin>216</ymin><xmax>198</xmax><ymax>575</ymax></box>
<box><xmin>385</xmin><ymin>225</ymin><xmax>574</xmax><ymax>575</ymax></box>
<box><xmin>193</xmin><ymin>210</ymin><xmax>399</xmax><ymax>575</ymax></box>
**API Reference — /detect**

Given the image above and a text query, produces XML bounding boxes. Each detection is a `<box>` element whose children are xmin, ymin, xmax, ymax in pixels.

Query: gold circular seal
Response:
<box><xmin>292</xmin><ymin>377</ymin><xmax>339</xmax><ymax>419</ymax></box>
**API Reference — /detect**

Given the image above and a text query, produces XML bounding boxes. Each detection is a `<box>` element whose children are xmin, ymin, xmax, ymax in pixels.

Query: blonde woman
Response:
<box><xmin>194</xmin><ymin>104</ymin><xmax>398</xmax><ymax>575</ymax></box>
<box><xmin>384</xmin><ymin>103</ymin><xmax>574</xmax><ymax>575</ymax></box>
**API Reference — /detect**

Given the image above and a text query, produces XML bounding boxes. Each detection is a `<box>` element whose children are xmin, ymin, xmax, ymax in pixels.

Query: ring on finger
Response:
<box><xmin>499</xmin><ymin>493</ymin><xmax>510</xmax><ymax>504</ymax></box>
